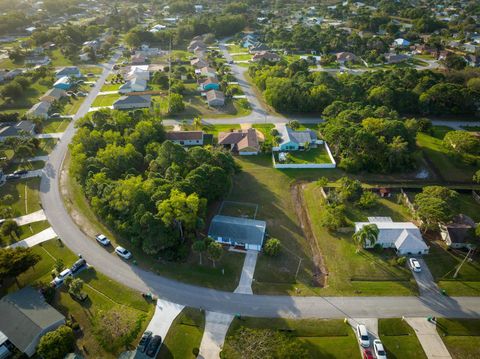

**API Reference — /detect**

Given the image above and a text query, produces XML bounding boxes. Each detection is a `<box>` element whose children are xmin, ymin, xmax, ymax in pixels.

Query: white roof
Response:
<box><xmin>395</xmin><ymin>230</ymin><xmax>429</xmax><ymax>252</ymax></box>
<box><xmin>356</xmin><ymin>221</ymin><xmax>419</xmax><ymax>230</ymax></box>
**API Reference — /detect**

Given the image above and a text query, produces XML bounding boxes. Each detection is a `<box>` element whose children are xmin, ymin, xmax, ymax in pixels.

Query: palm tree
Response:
<box><xmin>353</xmin><ymin>224</ymin><xmax>379</xmax><ymax>253</ymax></box>
<box><xmin>192</xmin><ymin>117</ymin><xmax>202</xmax><ymax>130</ymax></box>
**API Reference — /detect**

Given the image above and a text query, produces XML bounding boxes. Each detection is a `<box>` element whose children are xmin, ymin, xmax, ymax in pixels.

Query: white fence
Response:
<box><xmin>272</xmin><ymin>141</ymin><xmax>337</xmax><ymax>169</ymax></box>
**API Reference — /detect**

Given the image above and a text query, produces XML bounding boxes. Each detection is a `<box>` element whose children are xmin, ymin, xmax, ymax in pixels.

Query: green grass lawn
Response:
<box><xmin>436</xmin><ymin>318</ymin><xmax>480</xmax><ymax>359</ymax></box>
<box><xmin>282</xmin><ymin>146</ymin><xmax>332</xmax><ymax>164</ymax></box>
<box><xmin>252</xmin><ymin>124</ymin><xmax>275</xmax><ymax>142</ymax></box>
<box><xmin>226</xmin><ymin>44</ymin><xmax>249</xmax><ymax>53</ymax></box>
<box><xmin>416</xmin><ymin>127</ymin><xmax>479</xmax><ymax>182</ymax></box>
<box><xmin>0</xmin><ymin>77</ymin><xmax>52</xmax><ymax>112</ymax></box>
<box><xmin>3</xmin><ymin>160</ymin><xmax>45</xmax><ymax>174</ymax></box>
<box><xmin>158</xmin><ymin>308</ymin><xmax>205</xmax><ymax>359</ymax></box>
<box><xmin>232</xmin><ymin>54</ymin><xmax>252</xmax><ymax>61</ymax></box>
<box><xmin>454</xmin><ymin>193</ymin><xmax>480</xmax><ymax>222</ymax></box>
<box><xmin>47</xmin><ymin>48</ymin><xmax>75</xmax><ymax>67</ymax></box>
<box><xmin>100</xmin><ymin>83</ymin><xmax>121</xmax><ymax>92</ymax></box>
<box><xmin>34</xmin><ymin>138</ymin><xmax>58</xmax><ymax>156</ymax></box>
<box><xmin>61</xmin><ymin>153</ymin><xmax>245</xmax><ymax>291</ymax></box>
<box><xmin>0</xmin><ymin>177</ymin><xmax>41</xmax><ymax>216</ymax></box>
<box><xmin>0</xmin><ymin>220</ymin><xmax>50</xmax><ymax>246</ymax></box>
<box><xmin>223</xmin><ymin>317</ymin><xmax>359</xmax><ymax>359</ymax></box>
<box><xmin>63</xmin><ymin>95</ymin><xmax>86</xmax><ymax>115</ymax></box>
<box><xmin>379</xmin><ymin>319</ymin><xmax>427</xmax><ymax>359</ymax></box>
<box><xmin>91</xmin><ymin>93</ymin><xmax>120</xmax><ymax>107</ymax></box>
<box><xmin>299</xmin><ymin>183</ymin><xmax>417</xmax><ymax>296</ymax></box>
<box><xmin>42</xmin><ymin>118</ymin><xmax>71</xmax><ymax>133</ymax></box>
<box><xmin>5</xmin><ymin>239</ymin><xmax>154</xmax><ymax>358</ymax></box>
<box><xmin>423</xmin><ymin>240</ymin><xmax>480</xmax><ymax>296</ymax></box>
<box><xmin>80</xmin><ymin>65</ymin><xmax>103</xmax><ymax>75</ymax></box>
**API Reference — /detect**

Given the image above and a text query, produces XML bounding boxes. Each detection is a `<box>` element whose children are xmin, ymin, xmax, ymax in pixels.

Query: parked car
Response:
<box><xmin>409</xmin><ymin>258</ymin><xmax>421</xmax><ymax>272</ymax></box>
<box><xmin>70</xmin><ymin>258</ymin><xmax>87</xmax><ymax>273</ymax></box>
<box><xmin>50</xmin><ymin>113</ymin><xmax>61</xmax><ymax>118</ymax></box>
<box><xmin>115</xmin><ymin>246</ymin><xmax>132</xmax><ymax>260</ymax></box>
<box><xmin>137</xmin><ymin>331</ymin><xmax>152</xmax><ymax>353</ymax></box>
<box><xmin>52</xmin><ymin>268</ymin><xmax>72</xmax><ymax>286</ymax></box>
<box><xmin>146</xmin><ymin>335</ymin><xmax>162</xmax><ymax>357</ymax></box>
<box><xmin>95</xmin><ymin>234</ymin><xmax>110</xmax><ymax>246</ymax></box>
<box><xmin>356</xmin><ymin>324</ymin><xmax>370</xmax><ymax>348</ymax></box>
<box><xmin>87</xmin><ymin>73</ymin><xmax>95</xmax><ymax>77</ymax></box>
<box><xmin>13</xmin><ymin>169</ymin><xmax>28</xmax><ymax>175</ymax></box>
<box><xmin>363</xmin><ymin>348</ymin><xmax>375</xmax><ymax>359</ymax></box>
<box><xmin>373</xmin><ymin>339</ymin><xmax>387</xmax><ymax>359</ymax></box>
<box><xmin>6</xmin><ymin>174</ymin><xmax>20</xmax><ymax>180</ymax></box>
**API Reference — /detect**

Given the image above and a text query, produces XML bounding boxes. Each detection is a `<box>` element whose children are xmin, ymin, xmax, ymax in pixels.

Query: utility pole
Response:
<box><xmin>453</xmin><ymin>247</ymin><xmax>474</xmax><ymax>279</ymax></box>
<box><xmin>167</xmin><ymin>35</ymin><xmax>172</xmax><ymax>114</ymax></box>
<box><xmin>295</xmin><ymin>258</ymin><xmax>303</xmax><ymax>281</ymax></box>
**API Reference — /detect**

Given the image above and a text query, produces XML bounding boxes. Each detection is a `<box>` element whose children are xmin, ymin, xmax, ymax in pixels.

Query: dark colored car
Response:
<box><xmin>14</xmin><ymin>169</ymin><xmax>28</xmax><ymax>175</ymax></box>
<box><xmin>137</xmin><ymin>331</ymin><xmax>152</xmax><ymax>353</ymax></box>
<box><xmin>70</xmin><ymin>258</ymin><xmax>87</xmax><ymax>273</ymax></box>
<box><xmin>6</xmin><ymin>174</ymin><xmax>20</xmax><ymax>180</ymax></box>
<box><xmin>146</xmin><ymin>335</ymin><xmax>162</xmax><ymax>357</ymax></box>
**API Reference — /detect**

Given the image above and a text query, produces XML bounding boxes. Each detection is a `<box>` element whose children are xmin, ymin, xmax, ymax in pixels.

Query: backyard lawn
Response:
<box><xmin>223</xmin><ymin>317</ymin><xmax>359</xmax><ymax>359</ymax></box>
<box><xmin>436</xmin><ymin>318</ymin><xmax>480</xmax><ymax>359</ymax></box>
<box><xmin>0</xmin><ymin>177</ymin><xmax>41</xmax><ymax>216</ymax></box>
<box><xmin>91</xmin><ymin>93</ymin><xmax>120</xmax><ymax>107</ymax></box>
<box><xmin>158</xmin><ymin>308</ymin><xmax>205</xmax><ymax>359</ymax></box>
<box><xmin>423</xmin><ymin>240</ymin><xmax>480</xmax><ymax>296</ymax></box>
<box><xmin>416</xmin><ymin>127</ymin><xmax>479</xmax><ymax>182</ymax></box>
<box><xmin>280</xmin><ymin>146</ymin><xmax>332</xmax><ymax>164</ymax></box>
<box><xmin>379</xmin><ymin>319</ymin><xmax>427</xmax><ymax>359</ymax></box>
<box><xmin>5</xmin><ymin>239</ymin><xmax>154</xmax><ymax>359</ymax></box>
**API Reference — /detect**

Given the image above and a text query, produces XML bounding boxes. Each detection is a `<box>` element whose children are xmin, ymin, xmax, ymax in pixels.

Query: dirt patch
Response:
<box><xmin>291</xmin><ymin>182</ymin><xmax>327</xmax><ymax>287</ymax></box>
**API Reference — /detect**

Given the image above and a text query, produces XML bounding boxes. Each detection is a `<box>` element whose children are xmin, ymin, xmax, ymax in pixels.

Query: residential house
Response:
<box><xmin>466</xmin><ymin>54</ymin><xmax>480</xmax><ymax>67</ymax></box>
<box><xmin>0</xmin><ymin>69</ymin><xmax>22</xmax><ymax>83</ymax></box>
<box><xmin>119</xmin><ymin>77</ymin><xmax>148</xmax><ymax>93</ymax></box>
<box><xmin>440</xmin><ymin>214</ymin><xmax>477</xmax><ymax>249</ymax></box>
<box><xmin>208</xmin><ymin>215</ymin><xmax>267</xmax><ymax>251</ymax></box>
<box><xmin>194</xmin><ymin>4</ymin><xmax>203</xmax><ymax>12</ymax></box>
<box><xmin>200</xmin><ymin>77</ymin><xmax>220</xmax><ymax>91</ymax></box>
<box><xmin>218</xmin><ymin>128</ymin><xmax>260</xmax><ymax>155</ymax></box>
<box><xmin>249</xmin><ymin>43</ymin><xmax>269</xmax><ymax>53</ymax></box>
<box><xmin>165</xmin><ymin>131</ymin><xmax>204</xmax><ymax>146</ymax></box>
<box><xmin>79</xmin><ymin>52</ymin><xmax>91</xmax><ymax>62</ymax></box>
<box><xmin>126</xmin><ymin>66</ymin><xmax>150</xmax><ymax>81</ymax></box>
<box><xmin>26</xmin><ymin>102</ymin><xmax>51</xmax><ymax>119</ymax></box>
<box><xmin>384</xmin><ymin>53</ymin><xmax>410</xmax><ymax>64</ymax></box>
<box><xmin>393</xmin><ymin>38</ymin><xmax>411</xmax><ymax>47</ymax></box>
<box><xmin>0</xmin><ymin>286</ymin><xmax>65</xmax><ymax>357</ymax></box>
<box><xmin>191</xmin><ymin>58</ymin><xmax>209</xmax><ymax>69</ymax></box>
<box><xmin>112</xmin><ymin>95</ymin><xmax>151</xmax><ymax>110</ymax></box>
<box><xmin>39</xmin><ymin>88</ymin><xmax>66</xmax><ymax>103</ymax></box>
<box><xmin>150</xmin><ymin>24</ymin><xmax>167</xmax><ymax>33</ymax></box>
<box><xmin>354</xmin><ymin>218</ymin><xmax>429</xmax><ymax>255</ymax></box>
<box><xmin>336</xmin><ymin>51</ymin><xmax>356</xmax><ymax>64</ymax></box>
<box><xmin>276</xmin><ymin>124</ymin><xmax>318</xmax><ymax>151</ymax></box>
<box><xmin>131</xmin><ymin>54</ymin><xmax>146</xmax><ymax>65</ymax></box>
<box><xmin>200</xmin><ymin>66</ymin><xmax>217</xmax><ymax>78</ymax></box>
<box><xmin>55</xmin><ymin>66</ymin><xmax>81</xmax><ymax>79</ymax></box>
<box><xmin>24</xmin><ymin>55</ymin><xmax>50</xmax><ymax>66</ymax></box>
<box><xmin>0</xmin><ymin>120</ymin><xmax>36</xmax><ymax>139</ymax></box>
<box><xmin>53</xmin><ymin>76</ymin><xmax>72</xmax><ymax>90</ymax></box>
<box><xmin>252</xmin><ymin>51</ymin><xmax>281</xmax><ymax>62</ymax></box>
<box><xmin>194</xmin><ymin>48</ymin><xmax>207</xmax><ymax>59</ymax></box>
<box><xmin>206</xmin><ymin>90</ymin><xmax>225</xmax><ymax>107</ymax></box>
<box><xmin>464</xmin><ymin>43</ymin><xmax>479</xmax><ymax>54</ymax></box>
<box><xmin>188</xmin><ymin>40</ymin><xmax>206</xmax><ymax>52</ymax></box>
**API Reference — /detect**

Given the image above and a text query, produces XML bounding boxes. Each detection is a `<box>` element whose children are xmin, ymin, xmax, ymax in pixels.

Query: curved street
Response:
<box><xmin>39</xmin><ymin>52</ymin><xmax>480</xmax><ymax>320</ymax></box>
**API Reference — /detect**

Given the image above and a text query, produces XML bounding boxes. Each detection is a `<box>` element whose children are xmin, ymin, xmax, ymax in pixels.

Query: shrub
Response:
<box><xmin>264</xmin><ymin>238</ymin><xmax>281</xmax><ymax>256</ymax></box>
<box><xmin>357</xmin><ymin>191</ymin><xmax>378</xmax><ymax>209</ymax></box>
<box><xmin>37</xmin><ymin>325</ymin><xmax>74</xmax><ymax>359</ymax></box>
<box><xmin>396</xmin><ymin>256</ymin><xmax>407</xmax><ymax>266</ymax></box>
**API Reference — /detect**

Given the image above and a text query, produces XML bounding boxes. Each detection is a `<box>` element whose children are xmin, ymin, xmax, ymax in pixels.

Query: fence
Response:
<box><xmin>272</xmin><ymin>141</ymin><xmax>337</xmax><ymax>169</ymax></box>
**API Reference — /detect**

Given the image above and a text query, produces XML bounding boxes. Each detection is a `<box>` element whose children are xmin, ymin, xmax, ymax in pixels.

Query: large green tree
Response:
<box><xmin>37</xmin><ymin>325</ymin><xmax>75</xmax><ymax>359</ymax></box>
<box><xmin>0</xmin><ymin>247</ymin><xmax>40</xmax><ymax>284</ymax></box>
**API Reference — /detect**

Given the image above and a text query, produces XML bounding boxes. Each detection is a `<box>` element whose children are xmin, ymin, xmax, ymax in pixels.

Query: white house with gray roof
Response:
<box><xmin>113</xmin><ymin>95</ymin><xmax>151</xmax><ymax>110</ymax></box>
<box><xmin>208</xmin><ymin>215</ymin><xmax>267</xmax><ymax>251</ymax></box>
<box><xmin>354</xmin><ymin>218</ymin><xmax>429</xmax><ymax>255</ymax></box>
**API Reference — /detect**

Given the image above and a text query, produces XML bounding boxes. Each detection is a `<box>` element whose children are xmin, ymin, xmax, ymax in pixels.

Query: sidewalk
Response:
<box><xmin>9</xmin><ymin>227</ymin><xmax>57</xmax><ymax>248</ymax></box>
<box><xmin>405</xmin><ymin>317</ymin><xmax>452</xmax><ymax>359</ymax></box>
<box><xmin>198</xmin><ymin>311</ymin><xmax>234</xmax><ymax>359</ymax></box>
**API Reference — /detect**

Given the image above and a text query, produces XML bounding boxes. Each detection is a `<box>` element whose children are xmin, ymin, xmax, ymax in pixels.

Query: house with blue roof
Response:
<box><xmin>53</xmin><ymin>76</ymin><xmax>72</xmax><ymax>90</ymax></box>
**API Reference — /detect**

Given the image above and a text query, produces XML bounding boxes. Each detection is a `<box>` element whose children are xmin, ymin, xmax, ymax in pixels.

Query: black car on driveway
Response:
<box><xmin>146</xmin><ymin>335</ymin><xmax>162</xmax><ymax>357</ymax></box>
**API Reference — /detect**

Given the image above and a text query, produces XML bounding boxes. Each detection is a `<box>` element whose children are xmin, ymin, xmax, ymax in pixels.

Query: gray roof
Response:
<box><xmin>55</xmin><ymin>66</ymin><xmax>80</xmax><ymax>77</ymax></box>
<box><xmin>114</xmin><ymin>95</ymin><xmax>151</xmax><ymax>106</ymax></box>
<box><xmin>280</xmin><ymin>125</ymin><xmax>317</xmax><ymax>145</ymax></box>
<box><xmin>0</xmin><ymin>287</ymin><xmax>65</xmax><ymax>353</ymax></box>
<box><xmin>208</xmin><ymin>215</ymin><xmax>266</xmax><ymax>246</ymax></box>
<box><xmin>0</xmin><ymin>120</ymin><xmax>36</xmax><ymax>136</ymax></box>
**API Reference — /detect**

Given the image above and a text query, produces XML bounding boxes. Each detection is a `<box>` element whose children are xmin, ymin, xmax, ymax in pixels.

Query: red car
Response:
<box><xmin>363</xmin><ymin>349</ymin><xmax>375</xmax><ymax>359</ymax></box>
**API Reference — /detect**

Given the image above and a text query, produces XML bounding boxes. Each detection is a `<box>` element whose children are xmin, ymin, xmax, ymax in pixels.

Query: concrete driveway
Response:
<box><xmin>410</xmin><ymin>257</ymin><xmax>440</xmax><ymax>296</ymax></box>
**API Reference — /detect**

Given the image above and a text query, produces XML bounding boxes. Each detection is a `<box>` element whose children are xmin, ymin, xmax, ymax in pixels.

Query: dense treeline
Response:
<box><xmin>70</xmin><ymin>110</ymin><xmax>237</xmax><ymax>260</ymax></box>
<box><xmin>249</xmin><ymin>60</ymin><xmax>479</xmax><ymax>116</ymax></box>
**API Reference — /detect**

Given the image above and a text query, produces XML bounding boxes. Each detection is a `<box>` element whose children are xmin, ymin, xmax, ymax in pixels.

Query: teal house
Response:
<box><xmin>277</xmin><ymin>125</ymin><xmax>318</xmax><ymax>151</ymax></box>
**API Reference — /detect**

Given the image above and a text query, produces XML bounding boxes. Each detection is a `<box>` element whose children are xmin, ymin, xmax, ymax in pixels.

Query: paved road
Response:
<box><xmin>38</xmin><ymin>52</ymin><xmax>480</xmax><ymax>321</ymax></box>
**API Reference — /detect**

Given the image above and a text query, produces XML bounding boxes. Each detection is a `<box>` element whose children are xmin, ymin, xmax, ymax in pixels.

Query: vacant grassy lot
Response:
<box><xmin>0</xmin><ymin>177</ymin><xmax>41</xmax><ymax>216</ymax></box>
<box><xmin>223</xmin><ymin>317</ymin><xmax>359</xmax><ymax>359</ymax></box>
<box><xmin>158</xmin><ymin>308</ymin><xmax>205</xmax><ymax>359</ymax></box>
<box><xmin>436</xmin><ymin>318</ymin><xmax>480</xmax><ymax>359</ymax></box>
<box><xmin>6</xmin><ymin>239</ymin><xmax>154</xmax><ymax>358</ymax></box>
<box><xmin>61</xmin><ymin>153</ymin><xmax>245</xmax><ymax>291</ymax></box>
<box><xmin>416</xmin><ymin>127</ymin><xmax>479</xmax><ymax>182</ymax></box>
<box><xmin>42</xmin><ymin>118</ymin><xmax>71</xmax><ymax>133</ymax></box>
<box><xmin>379</xmin><ymin>319</ymin><xmax>427</xmax><ymax>359</ymax></box>
<box><xmin>423</xmin><ymin>240</ymin><xmax>480</xmax><ymax>296</ymax></box>
<box><xmin>232</xmin><ymin>54</ymin><xmax>252</xmax><ymax>61</ymax></box>
<box><xmin>34</xmin><ymin>138</ymin><xmax>58</xmax><ymax>156</ymax></box>
<box><xmin>91</xmin><ymin>93</ymin><xmax>120</xmax><ymax>107</ymax></box>
<box><xmin>226</xmin><ymin>44</ymin><xmax>249</xmax><ymax>53</ymax></box>
<box><xmin>100</xmin><ymin>83</ymin><xmax>121</xmax><ymax>92</ymax></box>
<box><xmin>0</xmin><ymin>76</ymin><xmax>52</xmax><ymax>113</ymax></box>
<box><xmin>300</xmin><ymin>183</ymin><xmax>416</xmax><ymax>296</ymax></box>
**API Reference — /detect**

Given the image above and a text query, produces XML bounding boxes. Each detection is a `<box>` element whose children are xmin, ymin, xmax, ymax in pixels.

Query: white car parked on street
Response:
<box><xmin>95</xmin><ymin>234</ymin><xmax>110</xmax><ymax>246</ymax></box>
<box><xmin>409</xmin><ymin>258</ymin><xmax>421</xmax><ymax>272</ymax></box>
<box><xmin>115</xmin><ymin>246</ymin><xmax>132</xmax><ymax>260</ymax></box>
<box><xmin>373</xmin><ymin>339</ymin><xmax>387</xmax><ymax>359</ymax></box>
